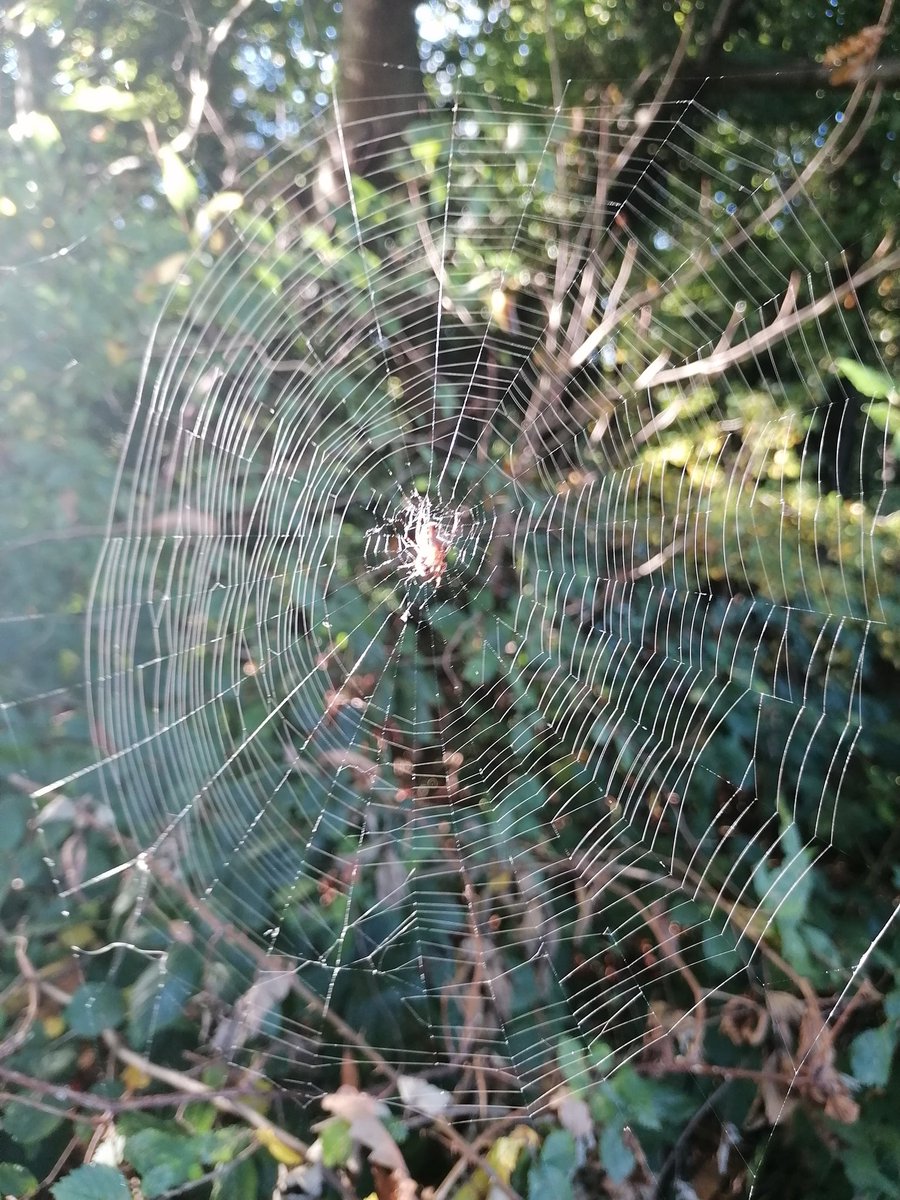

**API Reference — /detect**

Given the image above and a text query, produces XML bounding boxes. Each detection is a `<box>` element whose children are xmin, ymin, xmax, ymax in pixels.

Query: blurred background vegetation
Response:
<box><xmin>1</xmin><ymin>1</ymin><xmax>899</xmax><ymax>1198</ymax></box>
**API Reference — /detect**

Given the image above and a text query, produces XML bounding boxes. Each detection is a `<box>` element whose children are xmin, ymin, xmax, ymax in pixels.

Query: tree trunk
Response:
<box><xmin>337</xmin><ymin>0</ymin><xmax>423</xmax><ymax>178</ymax></box>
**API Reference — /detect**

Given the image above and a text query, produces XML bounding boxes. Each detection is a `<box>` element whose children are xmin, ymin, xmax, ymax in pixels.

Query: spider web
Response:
<box><xmin>17</xmin><ymin>70</ymin><xmax>899</xmax><ymax>1169</ymax></box>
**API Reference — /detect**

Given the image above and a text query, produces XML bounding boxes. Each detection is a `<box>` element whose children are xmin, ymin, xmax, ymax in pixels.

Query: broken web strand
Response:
<box><xmin>8</xmin><ymin>65</ymin><xmax>897</xmax><ymax>1180</ymax></box>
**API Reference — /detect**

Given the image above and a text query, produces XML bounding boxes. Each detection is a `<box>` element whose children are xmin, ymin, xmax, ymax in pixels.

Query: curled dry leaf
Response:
<box><xmin>824</xmin><ymin>1090</ymin><xmax>861</xmax><ymax>1124</ymax></box>
<box><xmin>320</xmin><ymin>1086</ymin><xmax>409</xmax><ymax>1175</ymax></box>
<box><xmin>759</xmin><ymin>1050</ymin><xmax>798</xmax><ymax>1126</ymax></box>
<box><xmin>211</xmin><ymin>960</ymin><xmax>294</xmax><ymax>1054</ymax></box>
<box><xmin>755</xmin><ymin>1003</ymin><xmax>860</xmax><ymax>1128</ymax></box>
<box><xmin>720</xmin><ymin>995</ymin><xmax>768</xmax><ymax>1046</ymax></box>
<box><xmin>795</xmin><ymin>1003</ymin><xmax>860</xmax><ymax>1124</ymax></box>
<box><xmin>371</xmin><ymin>1161</ymin><xmax>418</xmax><ymax>1200</ymax></box>
<box><xmin>642</xmin><ymin>1000</ymin><xmax>690</xmax><ymax>1067</ymax></box>
<box><xmin>823</xmin><ymin>25</ymin><xmax>885</xmax><ymax>85</ymax></box>
<box><xmin>765</xmin><ymin>988</ymin><xmax>807</xmax><ymax>1046</ymax></box>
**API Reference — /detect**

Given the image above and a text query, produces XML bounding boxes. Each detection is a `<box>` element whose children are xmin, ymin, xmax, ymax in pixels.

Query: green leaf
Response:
<box><xmin>528</xmin><ymin>1129</ymin><xmax>578</xmax><ymax>1200</ymax></box>
<box><xmin>556</xmin><ymin>1035</ymin><xmax>591</xmax><ymax>1094</ymax></box>
<box><xmin>125</xmin><ymin>1129</ymin><xmax>205</xmax><ymax>1198</ymax></box>
<box><xmin>833</xmin><ymin>358</ymin><xmax>897</xmax><ymax>400</ymax></box>
<box><xmin>3</xmin><ymin>1099</ymin><xmax>64</xmax><ymax>1144</ymax></box>
<box><xmin>408</xmin><ymin>136</ymin><xmax>443</xmax><ymax>175</ymax></box>
<box><xmin>128</xmin><ymin>943</ymin><xmax>202</xmax><ymax>1045</ymax></box>
<box><xmin>159</xmin><ymin>145</ymin><xmax>198</xmax><ymax>213</ymax></box>
<box><xmin>539</xmin><ymin>1129</ymin><xmax>578</xmax><ymax>1172</ymax></box>
<box><xmin>600</xmin><ymin>1123</ymin><xmax>634</xmax><ymax>1183</ymax></box>
<box><xmin>850</xmin><ymin>1025</ymin><xmax>897</xmax><ymax>1088</ymax></box>
<box><xmin>0</xmin><ymin>1163</ymin><xmax>39</xmax><ymax>1198</ymax></box>
<box><xmin>319</xmin><ymin>1117</ymin><xmax>353</xmax><ymax>1167</ymax></box>
<box><xmin>183</xmin><ymin>1102</ymin><xmax>218</xmax><ymax>1133</ymax></box>
<box><xmin>864</xmin><ymin>401</ymin><xmax>900</xmax><ymax>452</ymax></box>
<box><xmin>211</xmin><ymin>1155</ymin><xmax>257</xmax><ymax>1200</ymax></box>
<box><xmin>701</xmin><ymin>921</ymin><xmax>744</xmax><ymax>979</ymax></box>
<box><xmin>51</xmin><ymin>1165</ymin><xmax>130</xmax><ymax>1200</ymax></box>
<box><xmin>67</xmin><ymin>982</ymin><xmax>126</xmax><ymax>1036</ymax></box>
<box><xmin>611</xmin><ymin>1066</ymin><xmax>667</xmax><ymax>1131</ymax></box>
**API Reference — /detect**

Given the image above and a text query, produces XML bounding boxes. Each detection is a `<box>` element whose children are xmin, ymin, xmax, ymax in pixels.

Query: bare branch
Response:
<box><xmin>170</xmin><ymin>0</ymin><xmax>256</xmax><ymax>155</ymax></box>
<box><xmin>637</xmin><ymin>243</ymin><xmax>898</xmax><ymax>394</ymax></box>
<box><xmin>569</xmin><ymin>238</ymin><xmax>638</xmax><ymax>368</ymax></box>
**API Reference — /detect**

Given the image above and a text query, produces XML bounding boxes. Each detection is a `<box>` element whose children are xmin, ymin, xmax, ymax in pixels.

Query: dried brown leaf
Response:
<box><xmin>824</xmin><ymin>25</ymin><xmax>885</xmax><ymax>84</ymax></box>
<box><xmin>211</xmin><ymin>961</ymin><xmax>293</xmax><ymax>1054</ymax></box>
<box><xmin>321</xmin><ymin>1086</ymin><xmax>409</xmax><ymax>1175</ymax></box>
<box><xmin>759</xmin><ymin>1052</ymin><xmax>797</xmax><ymax>1126</ymax></box>
<box><xmin>720</xmin><ymin>995</ymin><xmax>768</xmax><ymax>1046</ymax></box>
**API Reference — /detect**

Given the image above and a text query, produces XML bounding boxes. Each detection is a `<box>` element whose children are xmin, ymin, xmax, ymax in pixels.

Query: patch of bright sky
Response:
<box><xmin>416</xmin><ymin>1</ymin><xmax>485</xmax><ymax>46</ymax></box>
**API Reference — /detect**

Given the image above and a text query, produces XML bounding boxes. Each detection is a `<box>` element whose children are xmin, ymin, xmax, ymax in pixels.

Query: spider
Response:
<box><xmin>395</xmin><ymin>498</ymin><xmax>461</xmax><ymax>585</ymax></box>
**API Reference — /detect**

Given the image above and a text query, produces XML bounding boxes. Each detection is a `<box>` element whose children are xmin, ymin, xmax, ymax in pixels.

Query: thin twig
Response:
<box><xmin>640</xmin><ymin>899</ymin><xmax>707</xmax><ymax>1063</ymax></box>
<box><xmin>105</xmin><ymin>1029</ymin><xmax>309</xmax><ymax>1156</ymax></box>
<box><xmin>628</xmin><ymin>240</ymin><xmax>899</xmax><ymax>447</ymax></box>
<box><xmin>567</xmin><ymin>47</ymin><xmax>893</xmax><ymax>374</ymax></box>
<box><xmin>0</xmin><ymin>1062</ymin><xmax>259</xmax><ymax>1114</ymax></box>
<box><xmin>0</xmin><ymin>937</ymin><xmax>40</xmax><ymax>1060</ymax></box>
<box><xmin>170</xmin><ymin>0</ymin><xmax>256</xmax><ymax>155</ymax></box>
<box><xmin>432</xmin><ymin>1115</ymin><xmax>525</xmax><ymax>1200</ymax></box>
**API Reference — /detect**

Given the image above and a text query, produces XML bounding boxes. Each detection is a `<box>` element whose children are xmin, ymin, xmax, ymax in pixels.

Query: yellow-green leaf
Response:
<box><xmin>256</xmin><ymin>1127</ymin><xmax>304</xmax><ymax>1166</ymax></box>
<box><xmin>159</xmin><ymin>145</ymin><xmax>198</xmax><ymax>214</ymax></box>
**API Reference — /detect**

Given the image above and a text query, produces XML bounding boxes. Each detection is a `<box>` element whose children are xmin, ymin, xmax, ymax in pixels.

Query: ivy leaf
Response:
<box><xmin>51</xmin><ymin>1165</ymin><xmax>130</xmax><ymax>1200</ymax></box>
